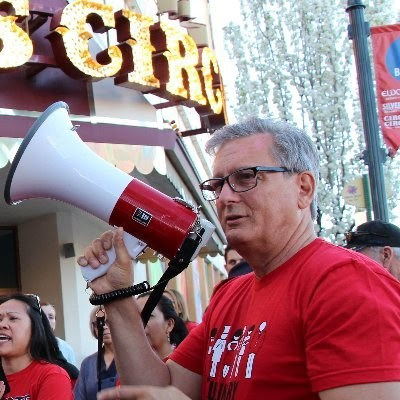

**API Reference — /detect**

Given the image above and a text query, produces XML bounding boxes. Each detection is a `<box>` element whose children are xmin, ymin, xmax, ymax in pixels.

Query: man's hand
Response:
<box><xmin>0</xmin><ymin>381</ymin><xmax>5</xmax><ymax>398</ymax></box>
<box><xmin>77</xmin><ymin>227</ymin><xmax>133</xmax><ymax>294</ymax></box>
<box><xmin>97</xmin><ymin>385</ymin><xmax>191</xmax><ymax>400</ymax></box>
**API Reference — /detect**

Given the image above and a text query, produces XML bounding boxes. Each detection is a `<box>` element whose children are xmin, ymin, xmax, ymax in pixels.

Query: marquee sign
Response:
<box><xmin>0</xmin><ymin>0</ymin><xmax>223</xmax><ymax>116</ymax></box>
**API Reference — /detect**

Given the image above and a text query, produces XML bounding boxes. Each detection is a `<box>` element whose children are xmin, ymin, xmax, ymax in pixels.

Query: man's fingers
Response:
<box><xmin>100</xmin><ymin>230</ymin><xmax>114</xmax><ymax>250</ymax></box>
<box><xmin>78</xmin><ymin>234</ymin><xmax>114</xmax><ymax>268</ymax></box>
<box><xmin>113</xmin><ymin>228</ymin><xmax>133</xmax><ymax>265</ymax></box>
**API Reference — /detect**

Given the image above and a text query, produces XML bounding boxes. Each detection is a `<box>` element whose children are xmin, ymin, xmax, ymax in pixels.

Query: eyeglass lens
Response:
<box><xmin>202</xmin><ymin>168</ymin><xmax>258</xmax><ymax>200</ymax></box>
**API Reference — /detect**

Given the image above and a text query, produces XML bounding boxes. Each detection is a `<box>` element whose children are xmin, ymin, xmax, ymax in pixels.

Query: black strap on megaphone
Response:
<box><xmin>140</xmin><ymin>228</ymin><xmax>204</xmax><ymax>326</ymax></box>
<box><xmin>89</xmin><ymin>229</ymin><xmax>204</xmax><ymax>322</ymax></box>
<box><xmin>91</xmin><ymin>228</ymin><xmax>204</xmax><ymax>393</ymax></box>
<box><xmin>95</xmin><ymin>307</ymin><xmax>106</xmax><ymax>393</ymax></box>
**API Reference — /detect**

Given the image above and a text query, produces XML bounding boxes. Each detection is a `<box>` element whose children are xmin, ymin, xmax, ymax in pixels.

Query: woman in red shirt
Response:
<box><xmin>163</xmin><ymin>289</ymin><xmax>199</xmax><ymax>332</ymax></box>
<box><xmin>0</xmin><ymin>294</ymin><xmax>73</xmax><ymax>400</ymax></box>
<box><xmin>136</xmin><ymin>294</ymin><xmax>188</xmax><ymax>361</ymax></box>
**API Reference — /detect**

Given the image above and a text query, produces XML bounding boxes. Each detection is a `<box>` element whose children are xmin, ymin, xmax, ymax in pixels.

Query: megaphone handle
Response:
<box><xmin>80</xmin><ymin>231</ymin><xmax>147</xmax><ymax>283</ymax></box>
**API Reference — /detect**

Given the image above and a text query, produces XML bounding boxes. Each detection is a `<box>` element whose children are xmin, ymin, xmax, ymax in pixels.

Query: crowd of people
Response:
<box><xmin>1</xmin><ymin>117</ymin><xmax>400</xmax><ymax>399</ymax></box>
<box><xmin>0</xmin><ymin>288</ymin><xmax>192</xmax><ymax>399</ymax></box>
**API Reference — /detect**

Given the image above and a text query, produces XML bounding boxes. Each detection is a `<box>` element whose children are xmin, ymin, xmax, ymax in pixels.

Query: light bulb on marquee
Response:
<box><xmin>0</xmin><ymin>0</ymin><xmax>225</xmax><ymax>120</ymax></box>
<box><xmin>114</xmin><ymin>9</ymin><xmax>160</xmax><ymax>91</ymax></box>
<box><xmin>0</xmin><ymin>0</ymin><xmax>32</xmax><ymax>69</ymax></box>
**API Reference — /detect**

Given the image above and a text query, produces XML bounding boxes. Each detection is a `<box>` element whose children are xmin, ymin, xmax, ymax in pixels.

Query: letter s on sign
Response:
<box><xmin>0</xmin><ymin>0</ymin><xmax>33</xmax><ymax>69</ymax></box>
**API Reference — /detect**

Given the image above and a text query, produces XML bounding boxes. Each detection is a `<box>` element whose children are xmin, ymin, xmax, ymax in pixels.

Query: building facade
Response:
<box><xmin>0</xmin><ymin>0</ymin><xmax>227</xmax><ymax>364</ymax></box>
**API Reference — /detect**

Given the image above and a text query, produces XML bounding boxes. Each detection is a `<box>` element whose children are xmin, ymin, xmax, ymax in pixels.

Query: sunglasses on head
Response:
<box><xmin>24</xmin><ymin>293</ymin><xmax>42</xmax><ymax>315</ymax></box>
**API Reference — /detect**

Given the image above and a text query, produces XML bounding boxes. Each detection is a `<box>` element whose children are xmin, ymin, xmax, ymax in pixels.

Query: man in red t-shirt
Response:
<box><xmin>80</xmin><ymin>118</ymin><xmax>400</xmax><ymax>400</ymax></box>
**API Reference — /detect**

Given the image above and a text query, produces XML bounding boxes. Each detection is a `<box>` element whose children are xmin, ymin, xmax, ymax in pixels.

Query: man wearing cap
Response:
<box><xmin>346</xmin><ymin>220</ymin><xmax>400</xmax><ymax>280</ymax></box>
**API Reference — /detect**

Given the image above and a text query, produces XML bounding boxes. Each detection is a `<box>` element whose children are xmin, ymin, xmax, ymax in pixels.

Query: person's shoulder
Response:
<box><xmin>57</xmin><ymin>337</ymin><xmax>73</xmax><ymax>350</ymax></box>
<box><xmin>80</xmin><ymin>352</ymin><xmax>98</xmax><ymax>367</ymax></box>
<box><xmin>185</xmin><ymin>320</ymin><xmax>199</xmax><ymax>332</ymax></box>
<box><xmin>32</xmin><ymin>360</ymin><xmax>70</xmax><ymax>378</ymax></box>
<box><xmin>298</xmin><ymin>238</ymin><xmax>373</xmax><ymax>272</ymax></box>
<box><xmin>299</xmin><ymin>238</ymin><xmax>399</xmax><ymax>284</ymax></box>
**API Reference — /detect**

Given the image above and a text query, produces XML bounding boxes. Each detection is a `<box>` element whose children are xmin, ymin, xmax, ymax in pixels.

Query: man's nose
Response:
<box><xmin>218</xmin><ymin>180</ymin><xmax>239</xmax><ymax>202</ymax></box>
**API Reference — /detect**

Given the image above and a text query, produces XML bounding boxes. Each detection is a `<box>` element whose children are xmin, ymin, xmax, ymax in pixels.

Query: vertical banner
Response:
<box><xmin>371</xmin><ymin>24</ymin><xmax>400</xmax><ymax>157</ymax></box>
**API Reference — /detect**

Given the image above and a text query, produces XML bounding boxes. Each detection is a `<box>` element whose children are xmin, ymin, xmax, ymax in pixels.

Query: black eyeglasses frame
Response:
<box><xmin>199</xmin><ymin>166</ymin><xmax>291</xmax><ymax>201</ymax></box>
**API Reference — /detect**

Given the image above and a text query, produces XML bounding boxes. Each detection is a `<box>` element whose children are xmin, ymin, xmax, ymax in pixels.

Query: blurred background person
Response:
<box><xmin>346</xmin><ymin>220</ymin><xmax>400</xmax><ymax>280</ymax></box>
<box><xmin>41</xmin><ymin>301</ymin><xmax>77</xmax><ymax>366</ymax></box>
<box><xmin>163</xmin><ymin>288</ymin><xmax>198</xmax><ymax>332</ymax></box>
<box><xmin>0</xmin><ymin>294</ymin><xmax>73</xmax><ymax>399</ymax></box>
<box><xmin>136</xmin><ymin>294</ymin><xmax>188</xmax><ymax>361</ymax></box>
<box><xmin>74</xmin><ymin>306</ymin><xmax>117</xmax><ymax>400</ymax></box>
<box><xmin>224</xmin><ymin>244</ymin><xmax>252</xmax><ymax>278</ymax></box>
<box><xmin>0</xmin><ymin>380</ymin><xmax>5</xmax><ymax>398</ymax></box>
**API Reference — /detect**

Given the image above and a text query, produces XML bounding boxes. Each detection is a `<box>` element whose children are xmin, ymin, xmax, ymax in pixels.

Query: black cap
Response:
<box><xmin>345</xmin><ymin>220</ymin><xmax>400</xmax><ymax>251</ymax></box>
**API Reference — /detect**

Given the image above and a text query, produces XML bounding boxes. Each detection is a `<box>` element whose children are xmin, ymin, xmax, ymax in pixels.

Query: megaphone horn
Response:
<box><xmin>4</xmin><ymin>102</ymin><xmax>214</xmax><ymax>282</ymax></box>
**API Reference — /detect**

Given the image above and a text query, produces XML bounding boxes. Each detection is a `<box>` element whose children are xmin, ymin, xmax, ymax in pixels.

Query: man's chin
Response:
<box><xmin>225</xmin><ymin>231</ymin><xmax>248</xmax><ymax>248</ymax></box>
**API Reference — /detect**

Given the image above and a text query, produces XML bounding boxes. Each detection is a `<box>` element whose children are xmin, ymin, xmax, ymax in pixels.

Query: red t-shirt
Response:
<box><xmin>185</xmin><ymin>321</ymin><xmax>199</xmax><ymax>332</ymax></box>
<box><xmin>5</xmin><ymin>360</ymin><xmax>73</xmax><ymax>400</ymax></box>
<box><xmin>170</xmin><ymin>238</ymin><xmax>400</xmax><ymax>399</ymax></box>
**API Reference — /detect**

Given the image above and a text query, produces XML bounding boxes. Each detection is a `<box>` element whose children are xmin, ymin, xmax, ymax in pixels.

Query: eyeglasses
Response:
<box><xmin>200</xmin><ymin>166</ymin><xmax>291</xmax><ymax>201</ymax></box>
<box><xmin>25</xmin><ymin>293</ymin><xmax>42</xmax><ymax>315</ymax></box>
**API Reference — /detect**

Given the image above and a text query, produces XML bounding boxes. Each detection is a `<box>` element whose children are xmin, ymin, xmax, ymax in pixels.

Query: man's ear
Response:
<box><xmin>381</xmin><ymin>246</ymin><xmax>393</xmax><ymax>268</ymax></box>
<box><xmin>297</xmin><ymin>171</ymin><xmax>316</xmax><ymax>211</ymax></box>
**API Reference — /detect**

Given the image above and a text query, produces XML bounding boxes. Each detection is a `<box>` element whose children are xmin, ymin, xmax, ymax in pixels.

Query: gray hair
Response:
<box><xmin>205</xmin><ymin>117</ymin><xmax>320</xmax><ymax>220</ymax></box>
<box><xmin>365</xmin><ymin>246</ymin><xmax>400</xmax><ymax>260</ymax></box>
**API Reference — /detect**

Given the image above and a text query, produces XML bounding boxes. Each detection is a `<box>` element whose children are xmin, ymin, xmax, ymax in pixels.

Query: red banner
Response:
<box><xmin>371</xmin><ymin>24</ymin><xmax>400</xmax><ymax>157</ymax></box>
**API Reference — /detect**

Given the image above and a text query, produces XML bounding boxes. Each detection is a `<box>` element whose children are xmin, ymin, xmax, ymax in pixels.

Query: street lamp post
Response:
<box><xmin>346</xmin><ymin>0</ymin><xmax>389</xmax><ymax>222</ymax></box>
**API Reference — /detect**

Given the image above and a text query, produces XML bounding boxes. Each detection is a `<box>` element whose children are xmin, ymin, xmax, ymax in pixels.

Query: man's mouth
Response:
<box><xmin>225</xmin><ymin>215</ymin><xmax>245</xmax><ymax>223</ymax></box>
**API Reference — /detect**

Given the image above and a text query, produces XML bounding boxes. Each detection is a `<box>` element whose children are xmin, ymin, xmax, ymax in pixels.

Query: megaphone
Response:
<box><xmin>4</xmin><ymin>102</ymin><xmax>215</xmax><ymax>282</ymax></box>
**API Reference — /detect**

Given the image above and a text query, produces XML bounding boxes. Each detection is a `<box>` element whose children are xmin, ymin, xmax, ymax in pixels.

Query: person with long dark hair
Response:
<box><xmin>136</xmin><ymin>294</ymin><xmax>188</xmax><ymax>361</ymax></box>
<box><xmin>74</xmin><ymin>306</ymin><xmax>117</xmax><ymax>400</ymax></box>
<box><xmin>163</xmin><ymin>289</ymin><xmax>198</xmax><ymax>332</ymax></box>
<box><xmin>0</xmin><ymin>294</ymin><xmax>73</xmax><ymax>399</ymax></box>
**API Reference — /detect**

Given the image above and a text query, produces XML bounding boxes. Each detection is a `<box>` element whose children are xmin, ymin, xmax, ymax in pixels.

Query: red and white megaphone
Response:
<box><xmin>4</xmin><ymin>102</ymin><xmax>214</xmax><ymax>282</ymax></box>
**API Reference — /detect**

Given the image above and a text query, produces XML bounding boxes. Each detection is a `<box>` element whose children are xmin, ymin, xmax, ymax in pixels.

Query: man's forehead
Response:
<box><xmin>212</xmin><ymin>135</ymin><xmax>274</xmax><ymax>174</ymax></box>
